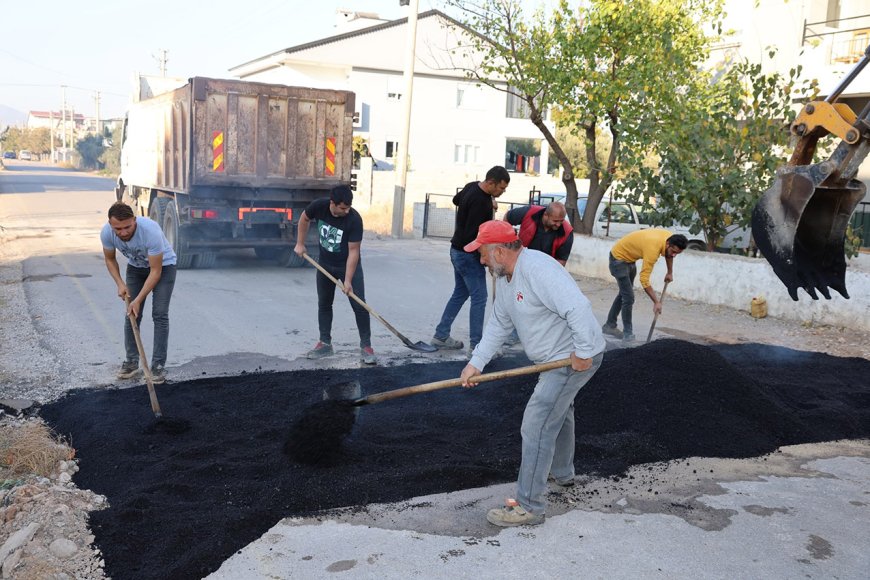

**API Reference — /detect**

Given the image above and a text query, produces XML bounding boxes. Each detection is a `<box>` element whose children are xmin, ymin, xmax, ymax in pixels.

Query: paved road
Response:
<box><xmin>2</xmin><ymin>163</ymin><xmax>868</xmax><ymax>579</ymax></box>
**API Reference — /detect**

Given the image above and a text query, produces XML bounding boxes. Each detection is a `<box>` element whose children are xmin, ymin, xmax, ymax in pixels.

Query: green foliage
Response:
<box><xmin>619</xmin><ymin>57</ymin><xmax>818</xmax><ymax>250</ymax></box>
<box><xmin>844</xmin><ymin>224</ymin><xmax>863</xmax><ymax>259</ymax></box>
<box><xmin>99</xmin><ymin>125</ymin><xmax>122</xmax><ymax>175</ymax></box>
<box><xmin>75</xmin><ymin>134</ymin><xmax>105</xmax><ymax>170</ymax></box>
<box><xmin>447</xmin><ymin>0</ymin><xmax>723</xmax><ymax>234</ymax></box>
<box><xmin>0</xmin><ymin>127</ymin><xmax>52</xmax><ymax>155</ymax></box>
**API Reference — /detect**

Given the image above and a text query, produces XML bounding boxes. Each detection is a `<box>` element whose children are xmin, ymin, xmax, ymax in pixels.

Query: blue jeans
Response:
<box><xmin>516</xmin><ymin>353</ymin><xmax>604</xmax><ymax>514</ymax></box>
<box><xmin>124</xmin><ymin>265</ymin><xmax>176</xmax><ymax>368</ymax></box>
<box><xmin>434</xmin><ymin>247</ymin><xmax>487</xmax><ymax>346</ymax></box>
<box><xmin>606</xmin><ymin>253</ymin><xmax>637</xmax><ymax>335</ymax></box>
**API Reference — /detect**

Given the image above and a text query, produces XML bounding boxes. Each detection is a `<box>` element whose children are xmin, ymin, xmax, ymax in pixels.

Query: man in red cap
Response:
<box><xmin>459</xmin><ymin>220</ymin><xmax>605</xmax><ymax>527</ymax></box>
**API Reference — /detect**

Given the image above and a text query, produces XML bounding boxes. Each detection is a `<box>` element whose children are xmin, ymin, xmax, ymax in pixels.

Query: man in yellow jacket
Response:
<box><xmin>602</xmin><ymin>229</ymin><xmax>688</xmax><ymax>343</ymax></box>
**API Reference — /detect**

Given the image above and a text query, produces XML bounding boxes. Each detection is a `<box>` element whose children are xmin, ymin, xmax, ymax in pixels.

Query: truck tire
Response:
<box><xmin>686</xmin><ymin>240</ymin><xmax>707</xmax><ymax>252</ymax></box>
<box><xmin>277</xmin><ymin>248</ymin><xmax>305</xmax><ymax>268</ymax></box>
<box><xmin>162</xmin><ymin>201</ymin><xmax>195</xmax><ymax>269</ymax></box>
<box><xmin>149</xmin><ymin>197</ymin><xmax>169</xmax><ymax>225</ymax></box>
<box><xmin>194</xmin><ymin>252</ymin><xmax>217</xmax><ymax>269</ymax></box>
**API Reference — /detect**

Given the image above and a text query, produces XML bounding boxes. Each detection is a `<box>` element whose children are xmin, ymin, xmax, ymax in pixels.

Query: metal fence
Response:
<box><xmin>851</xmin><ymin>201</ymin><xmax>870</xmax><ymax>249</ymax></box>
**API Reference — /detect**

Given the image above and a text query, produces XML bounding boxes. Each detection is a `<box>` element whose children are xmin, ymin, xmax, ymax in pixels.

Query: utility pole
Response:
<box><xmin>154</xmin><ymin>49</ymin><xmax>169</xmax><ymax>76</ymax></box>
<box><xmin>94</xmin><ymin>91</ymin><xmax>101</xmax><ymax>136</ymax></box>
<box><xmin>61</xmin><ymin>85</ymin><xmax>67</xmax><ymax>162</ymax></box>
<box><xmin>391</xmin><ymin>0</ymin><xmax>419</xmax><ymax>238</ymax></box>
<box><xmin>49</xmin><ymin>110</ymin><xmax>55</xmax><ymax>163</ymax></box>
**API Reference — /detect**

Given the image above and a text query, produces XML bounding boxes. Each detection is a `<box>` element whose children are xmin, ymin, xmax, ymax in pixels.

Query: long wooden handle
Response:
<box><xmin>301</xmin><ymin>253</ymin><xmax>415</xmax><ymax>347</ymax></box>
<box><xmin>361</xmin><ymin>358</ymin><xmax>573</xmax><ymax>405</ymax></box>
<box><xmin>646</xmin><ymin>280</ymin><xmax>670</xmax><ymax>343</ymax></box>
<box><xmin>125</xmin><ymin>298</ymin><xmax>163</xmax><ymax>417</ymax></box>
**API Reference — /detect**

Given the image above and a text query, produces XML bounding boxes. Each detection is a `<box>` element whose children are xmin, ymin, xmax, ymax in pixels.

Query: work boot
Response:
<box><xmin>601</xmin><ymin>323</ymin><xmax>624</xmax><ymax>339</ymax></box>
<box><xmin>486</xmin><ymin>499</ymin><xmax>544</xmax><ymax>527</ymax></box>
<box><xmin>360</xmin><ymin>346</ymin><xmax>377</xmax><ymax>365</ymax></box>
<box><xmin>306</xmin><ymin>341</ymin><xmax>334</xmax><ymax>359</ymax></box>
<box><xmin>431</xmin><ymin>335</ymin><xmax>463</xmax><ymax>350</ymax></box>
<box><xmin>117</xmin><ymin>360</ymin><xmax>140</xmax><ymax>380</ymax></box>
<box><xmin>622</xmin><ymin>333</ymin><xmax>636</xmax><ymax>345</ymax></box>
<box><xmin>150</xmin><ymin>365</ymin><xmax>167</xmax><ymax>385</ymax></box>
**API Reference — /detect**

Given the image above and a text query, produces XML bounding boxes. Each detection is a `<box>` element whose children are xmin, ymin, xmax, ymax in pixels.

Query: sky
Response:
<box><xmin>0</xmin><ymin>0</ymin><xmax>443</xmax><ymax>121</ymax></box>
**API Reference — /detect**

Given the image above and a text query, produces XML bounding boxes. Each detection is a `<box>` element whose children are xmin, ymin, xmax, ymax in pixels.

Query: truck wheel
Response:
<box><xmin>149</xmin><ymin>197</ymin><xmax>169</xmax><ymax>225</ymax></box>
<box><xmin>194</xmin><ymin>252</ymin><xmax>217</xmax><ymax>269</ymax></box>
<box><xmin>686</xmin><ymin>241</ymin><xmax>707</xmax><ymax>252</ymax></box>
<box><xmin>277</xmin><ymin>248</ymin><xmax>306</xmax><ymax>268</ymax></box>
<box><xmin>163</xmin><ymin>201</ymin><xmax>195</xmax><ymax>269</ymax></box>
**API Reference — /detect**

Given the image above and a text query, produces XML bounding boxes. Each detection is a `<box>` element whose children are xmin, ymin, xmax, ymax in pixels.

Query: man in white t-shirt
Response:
<box><xmin>100</xmin><ymin>201</ymin><xmax>177</xmax><ymax>383</ymax></box>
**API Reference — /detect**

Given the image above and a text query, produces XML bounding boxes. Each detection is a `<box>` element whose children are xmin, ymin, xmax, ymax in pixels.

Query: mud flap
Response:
<box><xmin>752</xmin><ymin>164</ymin><xmax>864</xmax><ymax>300</ymax></box>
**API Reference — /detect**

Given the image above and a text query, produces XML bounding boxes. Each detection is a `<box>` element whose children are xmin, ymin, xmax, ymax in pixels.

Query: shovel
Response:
<box><xmin>125</xmin><ymin>298</ymin><xmax>163</xmax><ymax>418</ymax></box>
<box><xmin>350</xmin><ymin>357</ymin><xmax>573</xmax><ymax>406</ymax></box>
<box><xmin>646</xmin><ymin>280</ymin><xmax>669</xmax><ymax>344</ymax></box>
<box><xmin>301</xmin><ymin>253</ymin><xmax>437</xmax><ymax>352</ymax></box>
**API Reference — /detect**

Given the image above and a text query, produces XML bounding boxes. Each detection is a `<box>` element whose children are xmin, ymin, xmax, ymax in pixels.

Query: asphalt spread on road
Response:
<box><xmin>40</xmin><ymin>339</ymin><xmax>870</xmax><ymax>580</ymax></box>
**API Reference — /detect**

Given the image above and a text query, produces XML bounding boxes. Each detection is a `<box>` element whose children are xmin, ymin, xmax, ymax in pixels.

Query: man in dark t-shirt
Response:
<box><xmin>432</xmin><ymin>165</ymin><xmax>510</xmax><ymax>354</ymax></box>
<box><xmin>294</xmin><ymin>185</ymin><xmax>375</xmax><ymax>364</ymax></box>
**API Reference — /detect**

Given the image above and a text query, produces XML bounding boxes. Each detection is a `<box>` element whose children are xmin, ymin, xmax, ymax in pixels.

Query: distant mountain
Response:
<box><xmin>0</xmin><ymin>105</ymin><xmax>27</xmax><ymax>129</ymax></box>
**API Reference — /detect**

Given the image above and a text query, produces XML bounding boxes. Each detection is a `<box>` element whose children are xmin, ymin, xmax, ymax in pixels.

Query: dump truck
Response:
<box><xmin>115</xmin><ymin>76</ymin><xmax>355</xmax><ymax>268</ymax></box>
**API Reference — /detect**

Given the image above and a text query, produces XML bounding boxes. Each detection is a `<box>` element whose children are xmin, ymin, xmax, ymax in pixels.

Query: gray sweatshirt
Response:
<box><xmin>470</xmin><ymin>248</ymin><xmax>605</xmax><ymax>369</ymax></box>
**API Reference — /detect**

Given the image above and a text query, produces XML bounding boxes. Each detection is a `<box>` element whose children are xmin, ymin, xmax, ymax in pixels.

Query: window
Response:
<box><xmin>599</xmin><ymin>203</ymin><xmax>634</xmax><ymax>224</ymax></box>
<box><xmin>385</xmin><ymin>140</ymin><xmax>399</xmax><ymax>158</ymax></box>
<box><xmin>453</xmin><ymin>141</ymin><xmax>481</xmax><ymax>164</ymax></box>
<box><xmin>456</xmin><ymin>82</ymin><xmax>485</xmax><ymax>110</ymax></box>
<box><xmin>505</xmin><ymin>87</ymin><xmax>530</xmax><ymax>119</ymax></box>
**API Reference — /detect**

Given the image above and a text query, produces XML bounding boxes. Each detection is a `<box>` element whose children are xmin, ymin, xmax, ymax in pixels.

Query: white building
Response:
<box><xmin>229</xmin><ymin>9</ymin><xmax>554</xmax><ymax>180</ymax></box>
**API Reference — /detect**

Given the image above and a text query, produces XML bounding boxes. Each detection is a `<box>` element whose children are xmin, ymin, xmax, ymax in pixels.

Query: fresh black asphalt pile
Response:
<box><xmin>40</xmin><ymin>339</ymin><xmax>870</xmax><ymax>580</ymax></box>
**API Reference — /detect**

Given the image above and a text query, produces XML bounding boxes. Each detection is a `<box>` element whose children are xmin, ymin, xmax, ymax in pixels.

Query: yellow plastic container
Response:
<box><xmin>750</xmin><ymin>296</ymin><xmax>767</xmax><ymax>319</ymax></box>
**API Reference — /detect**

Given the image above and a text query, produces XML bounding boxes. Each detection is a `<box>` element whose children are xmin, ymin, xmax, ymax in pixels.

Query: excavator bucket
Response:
<box><xmin>752</xmin><ymin>163</ymin><xmax>865</xmax><ymax>300</ymax></box>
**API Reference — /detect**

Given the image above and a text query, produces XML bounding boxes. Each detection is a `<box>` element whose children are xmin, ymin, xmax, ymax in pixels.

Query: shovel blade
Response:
<box><xmin>322</xmin><ymin>380</ymin><xmax>362</xmax><ymax>401</ymax></box>
<box><xmin>752</xmin><ymin>167</ymin><xmax>864</xmax><ymax>300</ymax></box>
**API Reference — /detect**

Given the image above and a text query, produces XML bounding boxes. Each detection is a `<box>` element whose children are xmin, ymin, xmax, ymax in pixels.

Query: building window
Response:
<box><xmin>456</xmin><ymin>82</ymin><xmax>485</xmax><ymax>110</ymax></box>
<box><xmin>506</xmin><ymin>87</ymin><xmax>530</xmax><ymax>119</ymax></box>
<box><xmin>453</xmin><ymin>141</ymin><xmax>481</xmax><ymax>164</ymax></box>
<box><xmin>385</xmin><ymin>140</ymin><xmax>399</xmax><ymax>158</ymax></box>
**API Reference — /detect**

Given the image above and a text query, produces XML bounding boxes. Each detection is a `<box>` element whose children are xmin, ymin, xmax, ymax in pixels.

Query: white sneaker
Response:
<box><xmin>486</xmin><ymin>499</ymin><xmax>544</xmax><ymax>527</ymax></box>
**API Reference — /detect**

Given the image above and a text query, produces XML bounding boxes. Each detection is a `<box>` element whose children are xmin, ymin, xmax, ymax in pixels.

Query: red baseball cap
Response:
<box><xmin>464</xmin><ymin>220</ymin><xmax>519</xmax><ymax>252</ymax></box>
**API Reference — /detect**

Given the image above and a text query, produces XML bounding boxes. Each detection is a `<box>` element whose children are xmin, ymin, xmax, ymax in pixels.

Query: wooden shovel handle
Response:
<box><xmin>646</xmin><ymin>280</ymin><xmax>670</xmax><ymax>343</ymax></box>
<box><xmin>125</xmin><ymin>297</ymin><xmax>163</xmax><ymax>417</ymax></box>
<box><xmin>362</xmin><ymin>358</ymin><xmax>573</xmax><ymax>405</ymax></box>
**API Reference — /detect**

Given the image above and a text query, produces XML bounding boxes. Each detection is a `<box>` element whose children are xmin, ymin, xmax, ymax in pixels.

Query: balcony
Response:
<box><xmin>803</xmin><ymin>14</ymin><xmax>870</xmax><ymax>65</ymax></box>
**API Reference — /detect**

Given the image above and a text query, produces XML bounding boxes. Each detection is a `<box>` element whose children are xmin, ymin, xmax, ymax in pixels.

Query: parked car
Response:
<box><xmin>2</xmin><ymin>151</ymin><xmax>15</xmax><ymax>159</ymax></box>
<box><xmin>18</xmin><ymin>150</ymin><xmax>32</xmax><ymax>161</ymax></box>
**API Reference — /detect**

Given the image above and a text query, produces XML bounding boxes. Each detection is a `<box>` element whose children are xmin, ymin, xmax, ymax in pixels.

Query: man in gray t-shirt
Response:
<box><xmin>459</xmin><ymin>220</ymin><xmax>605</xmax><ymax>528</ymax></box>
<box><xmin>101</xmin><ymin>201</ymin><xmax>177</xmax><ymax>383</ymax></box>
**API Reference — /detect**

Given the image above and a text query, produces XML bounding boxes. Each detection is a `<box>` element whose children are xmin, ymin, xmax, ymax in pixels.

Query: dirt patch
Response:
<box><xmin>39</xmin><ymin>339</ymin><xmax>870</xmax><ymax>580</ymax></box>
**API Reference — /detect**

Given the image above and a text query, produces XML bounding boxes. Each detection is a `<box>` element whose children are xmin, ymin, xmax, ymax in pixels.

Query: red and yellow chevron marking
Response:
<box><xmin>325</xmin><ymin>137</ymin><xmax>336</xmax><ymax>176</ymax></box>
<box><xmin>212</xmin><ymin>131</ymin><xmax>224</xmax><ymax>172</ymax></box>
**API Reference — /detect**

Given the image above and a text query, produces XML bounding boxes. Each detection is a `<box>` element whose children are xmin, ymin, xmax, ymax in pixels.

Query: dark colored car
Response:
<box><xmin>2</xmin><ymin>151</ymin><xmax>15</xmax><ymax>159</ymax></box>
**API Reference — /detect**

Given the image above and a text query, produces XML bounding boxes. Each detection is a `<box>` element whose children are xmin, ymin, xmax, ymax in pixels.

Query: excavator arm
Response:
<box><xmin>752</xmin><ymin>45</ymin><xmax>870</xmax><ymax>300</ymax></box>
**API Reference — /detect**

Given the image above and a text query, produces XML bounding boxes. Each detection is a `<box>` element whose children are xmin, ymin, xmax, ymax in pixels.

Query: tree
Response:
<box><xmin>100</xmin><ymin>125</ymin><xmax>123</xmax><ymax>175</ymax></box>
<box><xmin>446</xmin><ymin>0</ymin><xmax>722</xmax><ymax>234</ymax></box>
<box><xmin>619</xmin><ymin>57</ymin><xmax>819</xmax><ymax>251</ymax></box>
<box><xmin>76</xmin><ymin>134</ymin><xmax>105</xmax><ymax>170</ymax></box>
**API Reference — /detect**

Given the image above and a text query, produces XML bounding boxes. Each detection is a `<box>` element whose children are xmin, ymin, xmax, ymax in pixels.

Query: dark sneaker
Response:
<box><xmin>486</xmin><ymin>499</ymin><xmax>544</xmax><ymax>527</ymax></box>
<box><xmin>306</xmin><ymin>341</ymin><xmax>334</xmax><ymax>359</ymax></box>
<box><xmin>117</xmin><ymin>361</ymin><xmax>140</xmax><ymax>380</ymax></box>
<box><xmin>150</xmin><ymin>365</ymin><xmax>167</xmax><ymax>384</ymax></box>
<box><xmin>360</xmin><ymin>346</ymin><xmax>377</xmax><ymax>365</ymax></box>
<box><xmin>431</xmin><ymin>335</ymin><xmax>463</xmax><ymax>350</ymax></box>
<box><xmin>602</xmin><ymin>324</ymin><xmax>623</xmax><ymax>338</ymax></box>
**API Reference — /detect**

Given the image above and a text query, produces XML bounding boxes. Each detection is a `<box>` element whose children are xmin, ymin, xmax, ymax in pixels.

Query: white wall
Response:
<box><xmin>565</xmin><ymin>234</ymin><xmax>870</xmax><ymax>333</ymax></box>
